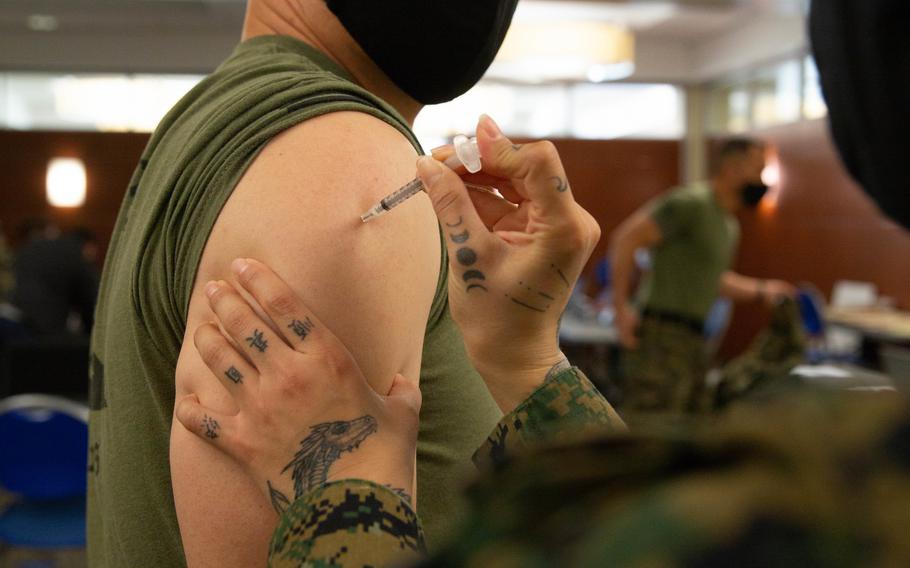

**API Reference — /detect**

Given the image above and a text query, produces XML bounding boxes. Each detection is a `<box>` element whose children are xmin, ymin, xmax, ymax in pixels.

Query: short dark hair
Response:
<box><xmin>711</xmin><ymin>138</ymin><xmax>765</xmax><ymax>174</ymax></box>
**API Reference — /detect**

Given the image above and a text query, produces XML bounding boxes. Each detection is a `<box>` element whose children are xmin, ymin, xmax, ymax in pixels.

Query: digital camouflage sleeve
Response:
<box><xmin>269</xmin><ymin>368</ymin><xmax>910</xmax><ymax>568</ymax></box>
<box><xmin>268</xmin><ymin>366</ymin><xmax>615</xmax><ymax>567</ymax></box>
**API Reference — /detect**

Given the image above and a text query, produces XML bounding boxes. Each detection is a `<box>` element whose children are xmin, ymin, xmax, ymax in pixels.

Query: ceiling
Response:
<box><xmin>0</xmin><ymin>0</ymin><xmax>805</xmax><ymax>37</ymax></box>
<box><xmin>0</xmin><ymin>0</ymin><xmax>808</xmax><ymax>79</ymax></box>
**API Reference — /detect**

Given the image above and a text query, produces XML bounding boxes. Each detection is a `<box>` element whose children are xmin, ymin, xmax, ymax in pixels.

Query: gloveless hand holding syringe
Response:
<box><xmin>361</xmin><ymin>134</ymin><xmax>492</xmax><ymax>222</ymax></box>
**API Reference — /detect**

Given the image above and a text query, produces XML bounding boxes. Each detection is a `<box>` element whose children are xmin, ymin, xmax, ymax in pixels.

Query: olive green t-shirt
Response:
<box><xmin>636</xmin><ymin>183</ymin><xmax>739</xmax><ymax>322</ymax></box>
<box><xmin>87</xmin><ymin>35</ymin><xmax>500</xmax><ymax>567</ymax></box>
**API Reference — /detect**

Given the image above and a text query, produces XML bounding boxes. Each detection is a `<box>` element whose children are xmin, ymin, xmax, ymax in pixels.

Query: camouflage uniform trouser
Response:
<box><xmin>622</xmin><ymin>315</ymin><xmax>707</xmax><ymax>414</ymax></box>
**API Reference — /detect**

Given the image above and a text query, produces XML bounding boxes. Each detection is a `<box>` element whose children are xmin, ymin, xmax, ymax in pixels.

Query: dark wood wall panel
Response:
<box><xmin>527</xmin><ymin>138</ymin><xmax>682</xmax><ymax>276</ymax></box>
<box><xmin>720</xmin><ymin>119</ymin><xmax>910</xmax><ymax>359</ymax></box>
<box><xmin>0</xmin><ymin>130</ymin><xmax>149</xmax><ymax>261</ymax></box>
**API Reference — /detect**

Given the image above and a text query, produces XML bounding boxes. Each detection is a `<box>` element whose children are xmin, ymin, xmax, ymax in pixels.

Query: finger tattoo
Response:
<box><xmin>246</xmin><ymin>329</ymin><xmax>268</xmax><ymax>352</ymax></box>
<box><xmin>288</xmin><ymin>317</ymin><xmax>315</xmax><ymax>341</ymax></box>
<box><xmin>225</xmin><ymin>366</ymin><xmax>243</xmax><ymax>384</ymax></box>
<box><xmin>202</xmin><ymin>415</ymin><xmax>220</xmax><ymax>439</ymax></box>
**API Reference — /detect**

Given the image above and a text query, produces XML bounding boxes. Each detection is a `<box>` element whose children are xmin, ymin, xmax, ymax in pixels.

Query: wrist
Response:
<box><xmin>471</xmin><ymin>348</ymin><xmax>568</xmax><ymax>413</ymax></box>
<box><xmin>754</xmin><ymin>279</ymin><xmax>766</xmax><ymax>303</ymax></box>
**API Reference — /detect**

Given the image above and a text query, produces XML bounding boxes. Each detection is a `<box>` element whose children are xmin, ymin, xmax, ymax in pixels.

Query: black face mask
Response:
<box><xmin>326</xmin><ymin>0</ymin><xmax>519</xmax><ymax>105</ymax></box>
<box><xmin>741</xmin><ymin>183</ymin><xmax>769</xmax><ymax>208</ymax></box>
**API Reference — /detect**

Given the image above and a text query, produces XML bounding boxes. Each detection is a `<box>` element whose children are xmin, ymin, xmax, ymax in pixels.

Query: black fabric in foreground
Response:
<box><xmin>810</xmin><ymin>0</ymin><xmax>910</xmax><ymax>230</ymax></box>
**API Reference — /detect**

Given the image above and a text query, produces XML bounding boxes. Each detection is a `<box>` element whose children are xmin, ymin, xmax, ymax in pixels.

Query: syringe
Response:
<box><xmin>361</xmin><ymin>134</ymin><xmax>483</xmax><ymax>223</ymax></box>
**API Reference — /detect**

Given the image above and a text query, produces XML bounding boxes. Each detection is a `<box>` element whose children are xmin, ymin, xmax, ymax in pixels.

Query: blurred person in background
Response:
<box><xmin>10</xmin><ymin>218</ymin><xmax>98</xmax><ymax>338</ymax></box>
<box><xmin>610</xmin><ymin>139</ymin><xmax>795</xmax><ymax>415</ymax></box>
<box><xmin>70</xmin><ymin>227</ymin><xmax>102</xmax><ymax>268</ymax></box>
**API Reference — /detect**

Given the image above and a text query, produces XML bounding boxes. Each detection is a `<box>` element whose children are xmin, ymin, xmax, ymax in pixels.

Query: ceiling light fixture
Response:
<box><xmin>488</xmin><ymin>21</ymin><xmax>635</xmax><ymax>84</ymax></box>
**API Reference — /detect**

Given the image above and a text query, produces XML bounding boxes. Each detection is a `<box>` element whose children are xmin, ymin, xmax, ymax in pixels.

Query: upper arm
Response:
<box><xmin>613</xmin><ymin>208</ymin><xmax>664</xmax><ymax>252</ymax></box>
<box><xmin>647</xmin><ymin>190</ymin><xmax>698</xmax><ymax>243</ymax></box>
<box><xmin>171</xmin><ymin>111</ymin><xmax>440</xmax><ymax>567</ymax></box>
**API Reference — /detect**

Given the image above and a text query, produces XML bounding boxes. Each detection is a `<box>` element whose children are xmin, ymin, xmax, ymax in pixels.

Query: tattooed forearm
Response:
<box><xmin>246</xmin><ymin>329</ymin><xmax>268</xmax><ymax>352</ymax></box>
<box><xmin>268</xmin><ymin>481</ymin><xmax>291</xmax><ymax>515</ymax></box>
<box><xmin>445</xmin><ymin>216</ymin><xmax>464</xmax><ymax>228</ymax></box>
<box><xmin>225</xmin><ymin>366</ymin><xmax>243</xmax><ymax>384</ymax></box>
<box><xmin>384</xmin><ymin>485</ymin><xmax>413</xmax><ymax>505</ymax></box>
<box><xmin>202</xmin><ymin>415</ymin><xmax>220</xmax><ymax>439</ymax></box>
<box><xmin>288</xmin><ymin>317</ymin><xmax>315</xmax><ymax>340</ymax></box>
<box><xmin>282</xmin><ymin>415</ymin><xmax>378</xmax><ymax>499</ymax></box>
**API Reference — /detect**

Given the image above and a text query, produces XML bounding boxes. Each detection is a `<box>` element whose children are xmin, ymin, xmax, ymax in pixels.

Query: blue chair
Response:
<box><xmin>796</xmin><ymin>284</ymin><xmax>849</xmax><ymax>364</ymax></box>
<box><xmin>0</xmin><ymin>394</ymin><xmax>88</xmax><ymax>552</ymax></box>
<box><xmin>703</xmin><ymin>297</ymin><xmax>733</xmax><ymax>358</ymax></box>
<box><xmin>797</xmin><ymin>287</ymin><xmax>825</xmax><ymax>338</ymax></box>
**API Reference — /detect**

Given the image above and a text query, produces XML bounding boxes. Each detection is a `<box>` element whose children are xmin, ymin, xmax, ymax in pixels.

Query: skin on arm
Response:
<box><xmin>172</xmin><ymin>118</ymin><xmax>615</xmax><ymax>566</ymax></box>
<box><xmin>422</xmin><ymin>115</ymin><xmax>602</xmax><ymax>411</ymax></box>
<box><xmin>720</xmin><ymin>271</ymin><xmax>796</xmax><ymax>306</ymax></box>
<box><xmin>609</xmin><ymin>210</ymin><xmax>663</xmax><ymax>349</ymax></box>
<box><xmin>170</xmin><ymin>111</ymin><xmax>440</xmax><ymax>568</ymax></box>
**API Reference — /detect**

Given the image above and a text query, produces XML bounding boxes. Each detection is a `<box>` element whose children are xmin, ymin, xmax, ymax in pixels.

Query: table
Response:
<box><xmin>559</xmin><ymin>317</ymin><xmax>619</xmax><ymax>345</ymax></box>
<box><xmin>825</xmin><ymin>307</ymin><xmax>910</xmax><ymax>372</ymax></box>
<box><xmin>825</xmin><ymin>307</ymin><xmax>910</xmax><ymax>344</ymax></box>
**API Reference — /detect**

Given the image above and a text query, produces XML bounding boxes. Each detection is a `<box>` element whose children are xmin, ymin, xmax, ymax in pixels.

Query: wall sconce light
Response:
<box><xmin>760</xmin><ymin>159</ymin><xmax>782</xmax><ymax>213</ymax></box>
<box><xmin>46</xmin><ymin>157</ymin><xmax>86</xmax><ymax>207</ymax></box>
<box><xmin>761</xmin><ymin>162</ymin><xmax>781</xmax><ymax>187</ymax></box>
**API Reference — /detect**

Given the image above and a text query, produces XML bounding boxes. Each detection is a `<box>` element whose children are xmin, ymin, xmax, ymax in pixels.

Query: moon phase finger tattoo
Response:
<box><xmin>450</xmin><ymin>230</ymin><xmax>470</xmax><ymax>244</ymax></box>
<box><xmin>446</xmin><ymin>222</ymin><xmax>489</xmax><ymax>293</ymax></box>
<box><xmin>456</xmin><ymin>248</ymin><xmax>478</xmax><ymax>266</ymax></box>
<box><xmin>463</xmin><ymin>270</ymin><xmax>485</xmax><ymax>282</ymax></box>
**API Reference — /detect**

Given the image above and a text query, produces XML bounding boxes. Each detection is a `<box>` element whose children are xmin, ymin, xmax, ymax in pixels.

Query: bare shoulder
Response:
<box><xmin>185</xmin><ymin>110</ymin><xmax>441</xmax><ymax>396</ymax></box>
<box><xmin>170</xmin><ymin>111</ymin><xmax>440</xmax><ymax>567</ymax></box>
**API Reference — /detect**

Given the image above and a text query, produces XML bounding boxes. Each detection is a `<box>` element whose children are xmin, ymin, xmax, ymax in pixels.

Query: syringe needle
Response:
<box><xmin>360</xmin><ymin>203</ymin><xmax>387</xmax><ymax>223</ymax></box>
<box><xmin>361</xmin><ymin>135</ymin><xmax>486</xmax><ymax>223</ymax></box>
